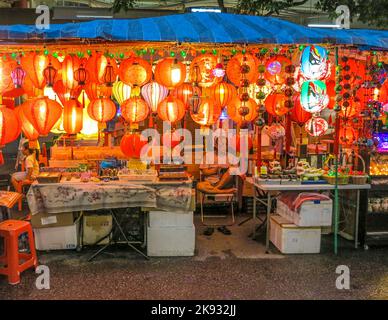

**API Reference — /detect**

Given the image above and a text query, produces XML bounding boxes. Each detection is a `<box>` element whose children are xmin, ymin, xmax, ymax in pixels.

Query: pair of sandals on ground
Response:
<box><xmin>204</xmin><ymin>225</ymin><xmax>231</xmax><ymax>236</ymax></box>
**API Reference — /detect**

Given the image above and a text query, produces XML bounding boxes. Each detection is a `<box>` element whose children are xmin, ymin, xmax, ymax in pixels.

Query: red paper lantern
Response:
<box><xmin>15</xmin><ymin>104</ymin><xmax>39</xmax><ymax>143</ymax></box>
<box><xmin>121</xmin><ymin>97</ymin><xmax>149</xmax><ymax>123</ymax></box>
<box><xmin>21</xmin><ymin>97</ymin><xmax>62</xmax><ymax>136</ymax></box>
<box><xmin>84</xmin><ymin>82</ymin><xmax>112</xmax><ymax>100</ymax></box>
<box><xmin>155</xmin><ymin>58</ymin><xmax>186</xmax><ymax>89</ymax></box>
<box><xmin>86</xmin><ymin>53</ymin><xmax>118</xmax><ymax>85</ymax></box>
<box><xmin>157</xmin><ymin>96</ymin><xmax>186</xmax><ymax>124</ymax></box>
<box><xmin>22</xmin><ymin>76</ymin><xmax>41</xmax><ymax>97</ymax></box>
<box><xmin>0</xmin><ymin>105</ymin><xmax>22</xmax><ymax>164</ymax></box>
<box><xmin>21</xmin><ymin>53</ymin><xmax>61</xmax><ymax>89</ymax></box>
<box><xmin>210</xmin><ymin>82</ymin><xmax>237</xmax><ymax>108</ymax></box>
<box><xmin>339</xmin><ymin>125</ymin><xmax>358</xmax><ymax>146</ymax></box>
<box><xmin>141</xmin><ymin>81</ymin><xmax>169</xmax><ymax>113</ymax></box>
<box><xmin>264</xmin><ymin>56</ymin><xmax>292</xmax><ymax>85</ymax></box>
<box><xmin>53</xmin><ymin>80</ymin><xmax>82</xmax><ymax>106</ymax></box>
<box><xmin>87</xmin><ymin>98</ymin><xmax>116</xmax><ymax>122</ymax></box>
<box><xmin>290</xmin><ymin>93</ymin><xmax>312</xmax><ymax>126</ymax></box>
<box><xmin>171</xmin><ymin>83</ymin><xmax>201</xmax><ymax>110</ymax></box>
<box><xmin>62</xmin><ymin>55</ymin><xmax>82</xmax><ymax>90</ymax></box>
<box><xmin>305</xmin><ymin>117</ymin><xmax>329</xmax><ymax>137</ymax></box>
<box><xmin>11</xmin><ymin>65</ymin><xmax>26</xmax><ymax>88</ymax></box>
<box><xmin>120</xmin><ymin>132</ymin><xmax>148</xmax><ymax>159</ymax></box>
<box><xmin>0</xmin><ymin>58</ymin><xmax>17</xmax><ymax>94</ymax></box>
<box><xmin>339</xmin><ymin>98</ymin><xmax>362</xmax><ymax>119</ymax></box>
<box><xmin>326</xmin><ymin>80</ymin><xmax>336</xmax><ymax>110</ymax></box>
<box><xmin>189</xmin><ymin>54</ymin><xmax>221</xmax><ymax>88</ymax></box>
<box><xmin>63</xmin><ymin>99</ymin><xmax>83</xmax><ymax>134</ymax></box>
<box><xmin>119</xmin><ymin>57</ymin><xmax>152</xmax><ymax>87</ymax></box>
<box><xmin>190</xmin><ymin>98</ymin><xmax>221</xmax><ymax>127</ymax></box>
<box><xmin>226</xmin><ymin>53</ymin><xmax>259</xmax><ymax>86</ymax></box>
<box><xmin>228</xmin><ymin>97</ymin><xmax>258</xmax><ymax>126</ymax></box>
<box><xmin>265</xmin><ymin>92</ymin><xmax>290</xmax><ymax>116</ymax></box>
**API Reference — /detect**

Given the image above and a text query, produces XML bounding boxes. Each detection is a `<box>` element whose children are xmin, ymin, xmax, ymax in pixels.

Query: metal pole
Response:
<box><xmin>334</xmin><ymin>47</ymin><xmax>340</xmax><ymax>255</ymax></box>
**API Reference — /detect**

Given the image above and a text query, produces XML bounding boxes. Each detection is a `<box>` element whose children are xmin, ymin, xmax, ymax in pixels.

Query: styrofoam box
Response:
<box><xmin>34</xmin><ymin>222</ymin><xmax>79</xmax><ymax>251</ymax></box>
<box><xmin>270</xmin><ymin>215</ymin><xmax>321</xmax><ymax>254</ymax></box>
<box><xmin>148</xmin><ymin>211</ymin><xmax>194</xmax><ymax>228</ymax></box>
<box><xmin>276</xmin><ymin>198</ymin><xmax>333</xmax><ymax>227</ymax></box>
<box><xmin>147</xmin><ymin>226</ymin><xmax>195</xmax><ymax>257</ymax></box>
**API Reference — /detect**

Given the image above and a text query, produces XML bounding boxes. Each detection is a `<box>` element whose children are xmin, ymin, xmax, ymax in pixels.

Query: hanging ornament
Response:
<box><xmin>0</xmin><ymin>58</ymin><xmax>16</xmax><ymax>94</ymax></box>
<box><xmin>62</xmin><ymin>55</ymin><xmax>81</xmax><ymax>90</ymax></box>
<box><xmin>267</xmin><ymin>123</ymin><xmax>286</xmax><ymax>140</ymax></box>
<box><xmin>84</xmin><ymin>82</ymin><xmax>112</xmax><ymax>100</ymax></box>
<box><xmin>171</xmin><ymin>83</ymin><xmax>202</xmax><ymax>110</ymax></box>
<box><xmin>119</xmin><ymin>57</ymin><xmax>152</xmax><ymax>87</ymax></box>
<box><xmin>300</xmin><ymin>45</ymin><xmax>329</xmax><ymax>80</ymax></box>
<box><xmin>141</xmin><ymin>81</ymin><xmax>169</xmax><ymax>114</ymax></box>
<box><xmin>304</xmin><ymin>117</ymin><xmax>328</xmax><ymax>137</ymax></box>
<box><xmin>226</xmin><ymin>53</ymin><xmax>259</xmax><ymax>86</ymax></box>
<box><xmin>264</xmin><ymin>55</ymin><xmax>292</xmax><ymax>85</ymax></box>
<box><xmin>265</xmin><ymin>92</ymin><xmax>291</xmax><ymax>116</ymax></box>
<box><xmin>155</xmin><ymin>58</ymin><xmax>186</xmax><ymax>89</ymax></box>
<box><xmin>15</xmin><ymin>105</ymin><xmax>39</xmax><ymax>148</ymax></box>
<box><xmin>120</xmin><ymin>132</ymin><xmax>148</xmax><ymax>159</ymax></box>
<box><xmin>121</xmin><ymin>97</ymin><xmax>149</xmax><ymax>124</ymax></box>
<box><xmin>86</xmin><ymin>53</ymin><xmax>117</xmax><ymax>85</ymax></box>
<box><xmin>11</xmin><ymin>65</ymin><xmax>26</xmax><ymax>88</ymax></box>
<box><xmin>210</xmin><ymin>82</ymin><xmax>237</xmax><ymax>108</ymax></box>
<box><xmin>189</xmin><ymin>54</ymin><xmax>221</xmax><ymax>88</ymax></box>
<box><xmin>339</xmin><ymin>124</ymin><xmax>358</xmax><ymax>146</ymax></box>
<box><xmin>289</xmin><ymin>93</ymin><xmax>312</xmax><ymax>126</ymax></box>
<box><xmin>63</xmin><ymin>99</ymin><xmax>83</xmax><ymax>134</ymax></box>
<box><xmin>21</xmin><ymin>97</ymin><xmax>63</xmax><ymax>136</ymax></box>
<box><xmin>157</xmin><ymin>96</ymin><xmax>186</xmax><ymax>124</ymax></box>
<box><xmin>0</xmin><ymin>105</ymin><xmax>22</xmax><ymax>164</ymax></box>
<box><xmin>112</xmin><ymin>81</ymin><xmax>132</xmax><ymax>105</ymax></box>
<box><xmin>212</xmin><ymin>63</ymin><xmax>225</xmax><ymax>78</ymax></box>
<box><xmin>53</xmin><ymin>80</ymin><xmax>82</xmax><ymax>106</ymax></box>
<box><xmin>190</xmin><ymin>98</ymin><xmax>221</xmax><ymax>127</ymax></box>
<box><xmin>227</xmin><ymin>97</ymin><xmax>258</xmax><ymax>126</ymax></box>
<box><xmin>87</xmin><ymin>98</ymin><xmax>116</xmax><ymax>122</ymax></box>
<box><xmin>339</xmin><ymin>98</ymin><xmax>362</xmax><ymax>119</ymax></box>
<box><xmin>300</xmin><ymin>80</ymin><xmax>329</xmax><ymax>113</ymax></box>
<box><xmin>74</xmin><ymin>58</ymin><xmax>89</xmax><ymax>86</ymax></box>
<box><xmin>43</xmin><ymin>62</ymin><xmax>58</xmax><ymax>87</ymax></box>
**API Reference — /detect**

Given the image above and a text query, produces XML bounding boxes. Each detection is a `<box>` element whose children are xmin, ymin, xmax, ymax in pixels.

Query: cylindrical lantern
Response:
<box><xmin>141</xmin><ymin>81</ymin><xmax>169</xmax><ymax>113</ymax></box>
<box><xmin>0</xmin><ymin>58</ymin><xmax>17</xmax><ymax>94</ymax></box>
<box><xmin>157</xmin><ymin>96</ymin><xmax>186</xmax><ymax>124</ymax></box>
<box><xmin>264</xmin><ymin>56</ymin><xmax>292</xmax><ymax>85</ymax></box>
<box><xmin>226</xmin><ymin>53</ymin><xmax>259</xmax><ymax>86</ymax></box>
<box><xmin>300</xmin><ymin>80</ymin><xmax>329</xmax><ymax>113</ymax></box>
<box><xmin>112</xmin><ymin>81</ymin><xmax>132</xmax><ymax>105</ymax></box>
<box><xmin>300</xmin><ymin>45</ymin><xmax>329</xmax><ymax>80</ymax></box>
<box><xmin>171</xmin><ymin>83</ymin><xmax>201</xmax><ymax>110</ymax></box>
<box><xmin>305</xmin><ymin>117</ymin><xmax>328</xmax><ymax>137</ymax></box>
<box><xmin>0</xmin><ymin>105</ymin><xmax>22</xmax><ymax>164</ymax></box>
<box><xmin>210</xmin><ymin>82</ymin><xmax>237</xmax><ymax>108</ymax></box>
<box><xmin>155</xmin><ymin>58</ymin><xmax>186</xmax><ymax>89</ymax></box>
<box><xmin>121</xmin><ymin>97</ymin><xmax>149</xmax><ymax>123</ymax></box>
<box><xmin>190</xmin><ymin>98</ymin><xmax>221</xmax><ymax>127</ymax></box>
<box><xmin>120</xmin><ymin>132</ymin><xmax>148</xmax><ymax>159</ymax></box>
<box><xmin>86</xmin><ymin>53</ymin><xmax>117</xmax><ymax>85</ymax></box>
<box><xmin>63</xmin><ymin>99</ymin><xmax>83</xmax><ymax>134</ymax></box>
<box><xmin>265</xmin><ymin>92</ymin><xmax>290</xmax><ymax>117</ymax></box>
<box><xmin>228</xmin><ymin>97</ymin><xmax>258</xmax><ymax>126</ymax></box>
<box><xmin>21</xmin><ymin>97</ymin><xmax>62</xmax><ymax>136</ymax></box>
<box><xmin>119</xmin><ymin>57</ymin><xmax>152</xmax><ymax>87</ymax></box>
<box><xmin>189</xmin><ymin>54</ymin><xmax>221</xmax><ymax>88</ymax></box>
<box><xmin>62</xmin><ymin>55</ymin><xmax>81</xmax><ymax>90</ymax></box>
<box><xmin>87</xmin><ymin>98</ymin><xmax>116</xmax><ymax>122</ymax></box>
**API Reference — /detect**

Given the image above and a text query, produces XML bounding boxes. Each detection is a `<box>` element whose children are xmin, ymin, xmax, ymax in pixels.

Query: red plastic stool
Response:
<box><xmin>0</xmin><ymin>220</ymin><xmax>38</xmax><ymax>285</ymax></box>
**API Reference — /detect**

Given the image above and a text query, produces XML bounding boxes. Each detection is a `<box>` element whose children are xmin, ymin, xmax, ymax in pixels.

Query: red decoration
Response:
<box><xmin>155</xmin><ymin>58</ymin><xmax>186</xmax><ymax>89</ymax></box>
<box><xmin>190</xmin><ymin>98</ymin><xmax>221</xmax><ymax>127</ymax></box>
<box><xmin>62</xmin><ymin>55</ymin><xmax>82</xmax><ymax>90</ymax></box>
<box><xmin>11</xmin><ymin>65</ymin><xmax>26</xmax><ymax>88</ymax></box>
<box><xmin>339</xmin><ymin>98</ymin><xmax>362</xmax><ymax>119</ymax></box>
<box><xmin>157</xmin><ymin>96</ymin><xmax>186</xmax><ymax>124</ymax></box>
<box><xmin>171</xmin><ymin>83</ymin><xmax>201</xmax><ymax>110</ymax></box>
<box><xmin>226</xmin><ymin>53</ymin><xmax>259</xmax><ymax>86</ymax></box>
<box><xmin>63</xmin><ymin>99</ymin><xmax>83</xmax><ymax>134</ymax></box>
<box><xmin>305</xmin><ymin>117</ymin><xmax>329</xmax><ymax>137</ymax></box>
<box><xmin>87</xmin><ymin>98</ymin><xmax>116</xmax><ymax>122</ymax></box>
<box><xmin>86</xmin><ymin>53</ymin><xmax>117</xmax><ymax>85</ymax></box>
<box><xmin>227</xmin><ymin>97</ymin><xmax>258</xmax><ymax>126</ymax></box>
<box><xmin>0</xmin><ymin>58</ymin><xmax>17</xmax><ymax>94</ymax></box>
<box><xmin>326</xmin><ymin>80</ymin><xmax>336</xmax><ymax>110</ymax></box>
<box><xmin>15</xmin><ymin>104</ymin><xmax>39</xmax><ymax>143</ymax></box>
<box><xmin>339</xmin><ymin>125</ymin><xmax>358</xmax><ymax>146</ymax></box>
<box><xmin>21</xmin><ymin>97</ymin><xmax>62</xmax><ymax>136</ymax></box>
<box><xmin>189</xmin><ymin>54</ymin><xmax>221</xmax><ymax>88</ymax></box>
<box><xmin>264</xmin><ymin>56</ymin><xmax>292</xmax><ymax>85</ymax></box>
<box><xmin>264</xmin><ymin>92</ymin><xmax>290</xmax><ymax>117</ymax></box>
<box><xmin>0</xmin><ymin>105</ymin><xmax>21</xmax><ymax>165</ymax></box>
<box><xmin>53</xmin><ymin>80</ymin><xmax>82</xmax><ymax>106</ymax></box>
<box><xmin>289</xmin><ymin>93</ymin><xmax>312</xmax><ymax>126</ymax></box>
<box><xmin>121</xmin><ymin>97</ymin><xmax>149</xmax><ymax>124</ymax></box>
<box><xmin>210</xmin><ymin>82</ymin><xmax>237</xmax><ymax>108</ymax></box>
<box><xmin>84</xmin><ymin>82</ymin><xmax>112</xmax><ymax>100</ymax></box>
<box><xmin>120</xmin><ymin>133</ymin><xmax>148</xmax><ymax>159</ymax></box>
<box><xmin>119</xmin><ymin>57</ymin><xmax>152</xmax><ymax>87</ymax></box>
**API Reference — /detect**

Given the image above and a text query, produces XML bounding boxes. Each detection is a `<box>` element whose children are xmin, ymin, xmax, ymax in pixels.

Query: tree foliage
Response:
<box><xmin>111</xmin><ymin>0</ymin><xmax>136</xmax><ymax>13</ymax></box>
<box><xmin>236</xmin><ymin>0</ymin><xmax>309</xmax><ymax>16</ymax></box>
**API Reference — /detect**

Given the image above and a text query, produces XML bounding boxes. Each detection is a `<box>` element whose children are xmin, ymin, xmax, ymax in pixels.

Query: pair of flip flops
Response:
<box><xmin>203</xmin><ymin>226</ymin><xmax>232</xmax><ymax>236</ymax></box>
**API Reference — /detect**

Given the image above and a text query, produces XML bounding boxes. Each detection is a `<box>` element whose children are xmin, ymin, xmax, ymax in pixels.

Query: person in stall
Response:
<box><xmin>11</xmin><ymin>141</ymin><xmax>40</xmax><ymax>191</ymax></box>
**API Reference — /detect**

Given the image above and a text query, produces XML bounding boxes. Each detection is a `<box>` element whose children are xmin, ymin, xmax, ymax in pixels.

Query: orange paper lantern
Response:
<box><xmin>226</xmin><ymin>54</ymin><xmax>259</xmax><ymax>86</ymax></box>
<box><xmin>210</xmin><ymin>82</ymin><xmax>237</xmax><ymax>108</ymax></box>
<box><xmin>87</xmin><ymin>98</ymin><xmax>116</xmax><ymax>122</ymax></box>
<box><xmin>15</xmin><ymin>104</ymin><xmax>39</xmax><ymax>142</ymax></box>
<box><xmin>264</xmin><ymin>55</ymin><xmax>292</xmax><ymax>85</ymax></box>
<box><xmin>339</xmin><ymin>99</ymin><xmax>362</xmax><ymax>119</ymax></box>
<box><xmin>189</xmin><ymin>54</ymin><xmax>221</xmax><ymax>88</ymax></box>
<box><xmin>228</xmin><ymin>97</ymin><xmax>258</xmax><ymax>126</ymax></box>
<box><xmin>171</xmin><ymin>83</ymin><xmax>201</xmax><ymax>110</ymax></box>
<box><xmin>339</xmin><ymin>125</ymin><xmax>358</xmax><ymax>146</ymax></box>
<box><xmin>157</xmin><ymin>96</ymin><xmax>186</xmax><ymax>124</ymax></box>
<box><xmin>121</xmin><ymin>97</ymin><xmax>149</xmax><ymax>123</ymax></box>
<box><xmin>265</xmin><ymin>92</ymin><xmax>290</xmax><ymax>116</ymax></box>
<box><xmin>289</xmin><ymin>93</ymin><xmax>311</xmax><ymax>126</ymax></box>
<box><xmin>62</xmin><ymin>55</ymin><xmax>81</xmax><ymax>90</ymax></box>
<box><xmin>190</xmin><ymin>98</ymin><xmax>221</xmax><ymax>127</ymax></box>
<box><xmin>119</xmin><ymin>57</ymin><xmax>152</xmax><ymax>87</ymax></box>
<box><xmin>155</xmin><ymin>58</ymin><xmax>186</xmax><ymax>89</ymax></box>
<box><xmin>84</xmin><ymin>82</ymin><xmax>112</xmax><ymax>100</ymax></box>
<box><xmin>0</xmin><ymin>105</ymin><xmax>22</xmax><ymax>164</ymax></box>
<box><xmin>120</xmin><ymin>132</ymin><xmax>148</xmax><ymax>159</ymax></box>
<box><xmin>0</xmin><ymin>58</ymin><xmax>16</xmax><ymax>94</ymax></box>
<box><xmin>21</xmin><ymin>97</ymin><xmax>63</xmax><ymax>136</ymax></box>
<box><xmin>86</xmin><ymin>53</ymin><xmax>118</xmax><ymax>85</ymax></box>
<box><xmin>63</xmin><ymin>99</ymin><xmax>83</xmax><ymax>134</ymax></box>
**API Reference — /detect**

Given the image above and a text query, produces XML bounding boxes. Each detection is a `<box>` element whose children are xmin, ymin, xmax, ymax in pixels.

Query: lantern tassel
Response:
<box><xmin>149</xmin><ymin>114</ymin><xmax>154</xmax><ymax>128</ymax></box>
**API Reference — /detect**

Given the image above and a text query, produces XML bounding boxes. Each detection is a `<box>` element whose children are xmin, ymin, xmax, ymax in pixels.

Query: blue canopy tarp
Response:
<box><xmin>0</xmin><ymin>12</ymin><xmax>387</xmax><ymax>49</ymax></box>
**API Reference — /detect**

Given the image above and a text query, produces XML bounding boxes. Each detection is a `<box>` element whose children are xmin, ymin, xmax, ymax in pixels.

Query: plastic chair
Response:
<box><xmin>13</xmin><ymin>180</ymin><xmax>32</xmax><ymax>212</ymax></box>
<box><xmin>0</xmin><ymin>220</ymin><xmax>38</xmax><ymax>285</ymax></box>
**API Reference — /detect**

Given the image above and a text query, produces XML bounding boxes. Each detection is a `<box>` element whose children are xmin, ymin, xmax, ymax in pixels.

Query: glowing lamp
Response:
<box><xmin>112</xmin><ymin>81</ymin><xmax>132</xmax><ymax>105</ymax></box>
<box><xmin>190</xmin><ymin>98</ymin><xmax>221</xmax><ymax>127</ymax></box>
<box><xmin>155</xmin><ymin>58</ymin><xmax>186</xmax><ymax>89</ymax></box>
<box><xmin>300</xmin><ymin>45</ymin><xmax>329</xmax><ymax>80</ymax></box>
<box><xmin>157</xmin><ymin>96</ymin><xmax>186</xmax><ymax>124</ymax></box>
<box><xmin>141</xmin><ymin>81</ymin><xmax>169</xmax><ymax>113</ymax></box>
<box><xmin>0</xmin><ymin>105</ymin><xmax>22</xmax><ymax>164</ymax></box>
<box><xmin>121</xmin><ymin>97</ymin><xmax>149</xmax><ymax>124</ymax></box>
<box><xmin>63</xmin><ymin>99</ymin><xmax>83</xmax><ymax>134</ymax></box>
<box><xmin>87</xmin><ymin>98</ymin><xmax>116</xmax><ymax>122</ymax></box>
<box><xmin>119</xmin><ymin>57</ymin><xmax>152</xmax><ymax>87</ymax></box>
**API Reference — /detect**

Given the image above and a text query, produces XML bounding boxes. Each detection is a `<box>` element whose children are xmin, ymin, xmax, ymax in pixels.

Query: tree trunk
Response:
<box><xmin>217</xmin><ymin>0</ymin><xmax>226</xmax><ymax>12</ymax></box>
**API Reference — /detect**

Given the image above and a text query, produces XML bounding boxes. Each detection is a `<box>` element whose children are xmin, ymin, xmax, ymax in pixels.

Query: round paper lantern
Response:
<box><xmin>120</xmin><ymin>132</ymin><xmax>148</xmax><ymax>159</ymax></box>
<box><xmin>0</xmin><ymin>59</ymin><xmax>17</xmax><ymax>94</ymax></box>
<box><xmin>87</xmin><ymin>98</ymin><xmax>116</xmax><ymax>122</ymax></box>
<box><xmin>189</xmin><ymin>54</ymin><xmax>221</xmax><ymax>88</ymax></box>
<box><xmin>121</xmin><ymin>97</ymin><xmax>149</xmax><ymax>123</ymax></box>
<box><xmin>15</xmin><ymin>105</ymin><xmax>39</xmax><ymax>143</ymax></box>
<box><xmin>305</xmin><ymin>117</ymin><xmax>328</xmax><ymax>137</ymax></box>
<box><xmin>190</xmin><ymin>98</ymin><xmax>221</xmax><ymax>127</ymax></box>
<box><xmin>157</xmin><ymin>96</ymin><xmax>186</xmax><ymax>124</ymax></box>
<box><xmin>171</xmin><ymin>83</ymin><xmax>201</xmax><ymax>110</ymax></box>
<box><xmin>141</xmin><ymin>81</ymin><xmax>169</xmax><ymax>113</ymax></box>
<box><xmin>21</xmin><ymin>53</ymin><xmax>61</xmax><ymax>89</ymax></box>
<box><xmin>300</xmin><ymin>45</ymin><xmax>329</xmax><ymax>80</ymax></box>
<box><xmin>119</xmin><ymin>57</ymin><xmax>152</xmax><ymax>87</ymax></box>
<box><xmin>112</xmin><ymin>81</ymin><xmax>132</xmax><ymax>105</ymax></box>
<box><xmin>227</xmin><ymin>97</ymin><xmax>258</xmax><ymax>126</ymax></box>
<box><xmin>62</xmin><ymin>55</ymin><xmax>81</xmax><ymax>90</ymax></box>
<box><xmin>300</xmin><ymin>80</ymin><xmax>329</xmax><ymax>113</ymax></box>
<box><xmin>155</xmin><ymin>58</ymin><xmax>186</xmax><ymax>89</ymax></box>
<box><xmin>63</xmin><ymin>99</ymin><xmax>83</xmax><ymax>134</ymax></box>
<box><xmin>86</xmin><ymin>53</ymin><xmax>117</xmax><ymax>85</ymax></box>
<box><xmin>21</xmin><ymin>97</ymin><xmax>63</xmax><ymax>136</ymax></box>
<box><xmin>290</xmin><ymin>93</ymin><xmax>312</xmax><ymax>126</ymax></box>
<box><xmin>264</xmin><ymin>56</ymin><xmax>292</xmax><ymax>85</ymax></box>
<box><xmin>0</xmin><ymin>105</ymin><xmax>22</xmax><ymax>164</ymax></box>
<box><xmin>210</xmin><ymin>82</ymin><xmax>237</xmax><ymax>108</ymax></box>
<box><xmin>226</xmin><ymin>53</ymin><xmax>259</xmax><ymax>86</ymax></box>
<box><xmin>84</xmin><ymin>82</ymin><xmax>112</xmax><ymax>100</ymax></box>
<box><xmin>265</xmin><ymin>92</ymin><xmax>290</xmax><ymax>116</ymax></box>
<box><xmin>339</xmin><ymin>98</ymin><xmax>362</xmax><ymax>119</ymax></box>
<box><xmin>267</xmin><ymin>123</ymin><xmax>285</xmax><ymax>140</ymax></box>
<box><xmin>339</xmin><ymin>125</ymin><xmax>358</xmax><ymax>146</ymax></box>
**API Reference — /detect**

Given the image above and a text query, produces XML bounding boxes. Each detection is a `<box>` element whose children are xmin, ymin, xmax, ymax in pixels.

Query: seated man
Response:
<box><xmin>11</xmin><ymin>142</ymin><xmax>40</xmax><ymax>191</ymax></box>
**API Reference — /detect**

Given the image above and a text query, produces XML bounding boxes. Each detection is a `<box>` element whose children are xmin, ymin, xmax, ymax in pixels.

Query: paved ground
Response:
<box><xmin>1</xmin><ymin>216</ymin><xmax>388</xmax><ymax>300</ymax></box>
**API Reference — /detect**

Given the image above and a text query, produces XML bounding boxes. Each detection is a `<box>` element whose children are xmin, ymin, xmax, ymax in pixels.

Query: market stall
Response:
<box><xmin>0</xmin><ymin>12</ymin><xmax>387</xmax><ymax>259</ymax></box>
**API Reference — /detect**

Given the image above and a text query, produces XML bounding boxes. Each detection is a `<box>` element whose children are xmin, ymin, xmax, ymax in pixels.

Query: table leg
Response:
<box><xmin>265</xmin><ymin>192</ymin><xmax>271</xmax><ymax>253</ymax></box>
<box><xmin>253</xmin><ymin>188</ymin><xmax>257</xmax><ymax>221</ymax></box>
<box><xmin>355</xmin><ymin>190</ymin><xmax>360</xmax><ymax>249</ymax></box>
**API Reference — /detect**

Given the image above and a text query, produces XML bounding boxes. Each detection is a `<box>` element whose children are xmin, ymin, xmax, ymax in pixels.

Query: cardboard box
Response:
<box><xmin>147</xmin><ymin>226</ymin><xmax>195</xmax><ymax>256</ymax></box>
<box><xmin>148</xmin><ymin>211</ymin><xmax>193</xmax><ymax>228</ymax></box>
<box><xmin>83</xmin><ymin>214</ymin><xmax>112</xmax><ymax>246</ymax></box>
<box><xmin>31</xmin><ymin>212</ymin><xmax>74</xmax><ymax>229</ymax></box>
<box><xmin>270</xmin><ymin>215</ymin><xmax>321</xmax><ymax>254</ymax></box>
<box><xmin>34</xmin><ymin>220</ymin><xmax>79</xmax><ymax>251</ymax></box>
